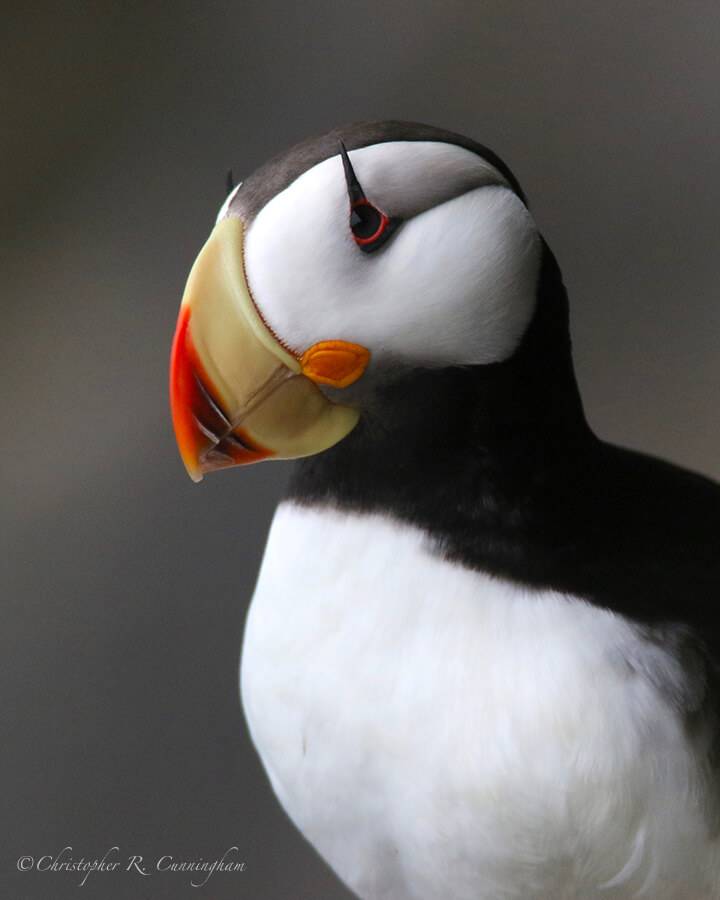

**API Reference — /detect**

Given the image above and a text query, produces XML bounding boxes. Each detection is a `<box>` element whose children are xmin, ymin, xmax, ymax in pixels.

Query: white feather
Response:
<box><xmin>241</xmin><ymin>503</ymin><xmax>720</xmax><ymax>900</ymax></box>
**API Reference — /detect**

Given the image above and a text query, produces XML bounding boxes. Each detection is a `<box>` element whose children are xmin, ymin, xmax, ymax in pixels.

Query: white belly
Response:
<box><xmin>241</xmin><ymin>502</ymin><xmax>720</xmax><ymax>899</ymax></box>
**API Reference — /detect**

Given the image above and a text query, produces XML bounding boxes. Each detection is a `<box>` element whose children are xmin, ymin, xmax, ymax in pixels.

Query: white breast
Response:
<box><xmin>240</xmin><ymin>503</ymin><xmax>720</xmax><ymax>900</ymax></box>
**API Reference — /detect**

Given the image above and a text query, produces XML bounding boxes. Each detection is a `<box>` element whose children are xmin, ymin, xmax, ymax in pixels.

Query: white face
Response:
<box><xmin>224</xmin><ymin>140</ymin><xmax>541</xmax><ymax>370</ymax></box>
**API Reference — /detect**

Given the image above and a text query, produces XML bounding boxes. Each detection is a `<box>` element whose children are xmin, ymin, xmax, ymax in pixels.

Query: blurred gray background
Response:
<box><xmin>3</xmin><ymin>2</ymin><xmax>719</xmax><ymax>898</ymax></box>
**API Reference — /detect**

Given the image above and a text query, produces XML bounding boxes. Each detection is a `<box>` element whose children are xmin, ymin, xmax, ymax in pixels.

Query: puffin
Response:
<box><xmin>169</xmin><ymin>121</ymin><xmax>720</xmax><ymax>899</ymax></box>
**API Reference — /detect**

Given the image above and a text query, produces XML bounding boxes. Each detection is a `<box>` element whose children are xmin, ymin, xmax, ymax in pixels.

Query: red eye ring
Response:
<box><xmin>351</xmin><ymin>200</ymin><xmax>390</xmax><ymax>246</ymax></box>
<box><xmin>349</xmin><ymin>200</ymin><xmax>402</xmax><ymax>254</ymax></box>
<box><xmin>339</xmin><ymin>141</ymin><xmax>402</xmax><ymax>254</ymax></box>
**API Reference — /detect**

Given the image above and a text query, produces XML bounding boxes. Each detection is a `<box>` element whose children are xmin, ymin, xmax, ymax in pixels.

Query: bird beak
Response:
<box><xmin>170</xmin><ymin>216</ymin><xmax>366</xmax><ymax>482</ymax></box>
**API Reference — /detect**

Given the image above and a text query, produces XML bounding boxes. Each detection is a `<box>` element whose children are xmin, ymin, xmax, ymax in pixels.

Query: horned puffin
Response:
<box><xmin>170</xmin><ymin>121</ymin><xmax>720</xmax><ymax>899</ymax></box>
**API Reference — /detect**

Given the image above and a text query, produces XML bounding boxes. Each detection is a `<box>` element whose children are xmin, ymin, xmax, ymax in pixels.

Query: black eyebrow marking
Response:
<box><xmin>338</xmin><ymin>140</ymin><xmax>365</xmax><ymax>207</ymax></box>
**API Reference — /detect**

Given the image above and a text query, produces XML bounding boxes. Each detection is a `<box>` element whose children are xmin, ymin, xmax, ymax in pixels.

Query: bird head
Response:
<box><xmin>170</xmin><ymin>121</ymin><xmax>542</xmax><ymax>482</ymax></box>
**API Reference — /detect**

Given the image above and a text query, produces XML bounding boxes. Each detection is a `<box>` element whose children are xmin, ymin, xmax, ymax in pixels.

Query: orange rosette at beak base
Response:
<box><xmin>169</xmin><ymin>216</ymin><xmax>366</xmax><ymax>482</ymax></box>
<box><xmin>300</xmin><ymin>340</ymin><xmax>370</xmax><ymax>388</ymax></box>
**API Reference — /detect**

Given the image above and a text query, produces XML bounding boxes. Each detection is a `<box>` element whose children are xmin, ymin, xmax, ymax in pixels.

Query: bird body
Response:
<box><xmin>243</xmin><ymin>503</ymin><xmax>719</xmax><ymax>899</ymax></box>
<box><xmin>170</xmin><ymin>121</ymin><xmax>720</xmax><ymax>898</ymax></box>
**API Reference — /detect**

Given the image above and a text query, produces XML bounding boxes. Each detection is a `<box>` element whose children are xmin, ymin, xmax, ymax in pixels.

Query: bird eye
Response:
<box><xmin>350</xmin><ymin>200</ymin><xmax>402</xmax><ymax>254</ymax></box>
<box><xmin>339</xmin><ymin>140</ymin><xmax>402</xmax><ymax>254</ymax></box>
<box><xmin>350</xmin><ymin>202</ymin><xmax>401</xmax><ymax>253</ymax></box>
<box><xmin>350</xmin><ymin>201</ymin><xmax>382</xmax><ymax>240</ymax></box>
